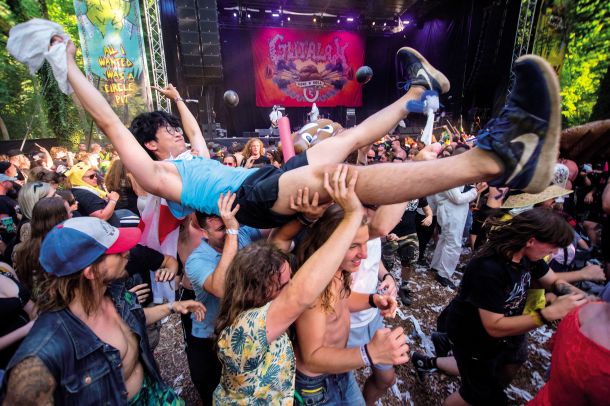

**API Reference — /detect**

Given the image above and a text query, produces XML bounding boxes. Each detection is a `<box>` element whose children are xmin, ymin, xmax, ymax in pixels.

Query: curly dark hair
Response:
<box><xmin>475</xmin><ymin>207</ymin><xmax>574</xmax><ymax>261</ymax></box>
<box><xmin>215</xmin><ymin>241</ymin><xmax>292</xmax><ymax>337</ymax></box>
<box><xmin>129</xmin><ymin>111</ymin><xmax>182</xmax><ymax>160</ymax></box>
<box><xmin>295</xmin><ymin>204</ymin><xmax>367</xmax><ymax>314</ymax></box>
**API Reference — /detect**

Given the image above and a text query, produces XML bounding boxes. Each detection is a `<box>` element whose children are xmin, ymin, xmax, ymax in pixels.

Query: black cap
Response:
<box><xmin>0</xmin><ymin>161</ymin><xmax>10</xmax><ymax>174</ymax></box>
<box><xmin>7</xmin><ymin>149</ymin><xmax>23</xmax><ymax>158</ymax></box>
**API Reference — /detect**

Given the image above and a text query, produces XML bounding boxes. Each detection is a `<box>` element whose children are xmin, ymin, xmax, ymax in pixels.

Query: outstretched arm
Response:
<box><xmin>61</xmin><ymin>38</ymin><xmax>180</xmax><ymax>202</ymax></box>
<box><xmin>266</xmin><ymin>166</ymin><xmax>363</xmax><ymax>342</ymax></box>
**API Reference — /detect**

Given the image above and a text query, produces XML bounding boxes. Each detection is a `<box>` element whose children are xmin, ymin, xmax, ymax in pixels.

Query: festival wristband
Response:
<box><xmin>368</xmin><ymin>293</ymin><xmax>377</xmax><ymax>308</ymax></box>
<box><xmin>174</xmin><ymin>97</ymin><xmax>184</xmax><ymax>103</ymax></box>
<box><xmin>226</xmin><ymin>229</ymin><xmax>239</xmax><ymax>235</ymax></box>
<box><xmin>381</xmin><ymin>273</ymin><xmax>394</xmax><ymax>283</ymax></box>
<box><xmin>364</xmin><ymin>344</ymin><xmax>374</xmax><ymax>366</ymax></box>
<box><xmin>359</xmin><ymin>345</ymin><xmax>371</xmax><ymax>367</ymax></box>
<box><xmin>167</xmin><ymin>302</ymin><xmax>174</xmax><ymax>314</ymax></box>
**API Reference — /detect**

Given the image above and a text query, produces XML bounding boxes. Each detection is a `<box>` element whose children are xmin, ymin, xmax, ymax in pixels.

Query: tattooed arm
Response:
<box><xmin>3</xmin><ymin>357</ymin><xmax>56</xmax><ymax>405</ymax></box>
<box><xmin>538</xmin><ymin>269</ymin><xmax>593</xmax><ymax>299</ymax></box>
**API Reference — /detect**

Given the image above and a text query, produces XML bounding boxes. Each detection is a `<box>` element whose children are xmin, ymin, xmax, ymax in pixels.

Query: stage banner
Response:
<box><xmin>532</xmin><ymin>0</ymin><xmax>572</xmax><ymax>74</ymax></box>
<box><xmin>73</xmin><ymin>0</ymin><xmax>153</xmax><ymax>124</ymax></box>
<box><xmin>252</xmin><ymin>28</ymin><xmax>365</xmax><ymax>107</ymax></box>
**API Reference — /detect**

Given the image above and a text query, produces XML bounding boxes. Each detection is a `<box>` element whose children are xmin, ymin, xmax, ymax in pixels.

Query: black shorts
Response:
<box><xmin>234</xmin><ymin>153</ymin><xmax>309</xmax><ymax>229</ymax></box>
<box><xmin>452</xmin><ymin>337</ymin><xmax>528</xmax><ymax>406</ymax></box>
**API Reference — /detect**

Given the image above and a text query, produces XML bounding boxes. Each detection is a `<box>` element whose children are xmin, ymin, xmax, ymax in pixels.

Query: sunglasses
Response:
<box><xmin>85</xmin><ymin>174</ymin><xmax>96</xmax><ymax>180</ymax></box>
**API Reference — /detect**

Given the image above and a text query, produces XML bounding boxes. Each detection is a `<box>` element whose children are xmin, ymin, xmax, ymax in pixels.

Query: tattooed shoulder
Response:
<box><xmin>4</xmin><ymin>357</ymin><xmax>56</xmax><ymax>406</ymax></box>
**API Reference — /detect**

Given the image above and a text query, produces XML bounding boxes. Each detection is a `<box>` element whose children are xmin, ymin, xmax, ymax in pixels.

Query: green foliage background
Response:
<box><xmin>0</xmin><ymin>0</ymin><xmax>608</xmax><ymax>147</ymax></box>
<box><xmin>559</xmin><ymin>0</ymin><xmax>610</xmax><ymax>127</ymax></box>
<box><xmin>0</xmin><ymin>0</ymin><xmax>84</xmax><ymax>147</ymax></box>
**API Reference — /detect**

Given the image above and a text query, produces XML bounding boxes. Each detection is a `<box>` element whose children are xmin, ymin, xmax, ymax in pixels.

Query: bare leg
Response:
<box><xmin>436</xmin><ymin>356</ymin><xmax>459</xmax><ymax>376</ymax></box>
<box><xmin>272</xmin><ymin>149</ymin><xmax>502</xmax><ymax>215</ymax></box>
<box><xmin>305</xmin><ymin>87</ymin><xmax>424</xmax><ymax>166</ymax></box>
<box><xmin>362</xmin><ymin>368</ymin><xmax>395</xmax><ymax>406</ymax></box>
<box><xmin>443</xmin><ymin>391</ymin><xmax>470</xmax><ymax>406</ymax></box>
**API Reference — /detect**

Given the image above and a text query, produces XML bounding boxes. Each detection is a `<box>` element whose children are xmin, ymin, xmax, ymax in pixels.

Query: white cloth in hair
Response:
<box><xmin>7</xmin><ymin>18</ymin><xmax>72</xmax><ymax>94</ymax></box>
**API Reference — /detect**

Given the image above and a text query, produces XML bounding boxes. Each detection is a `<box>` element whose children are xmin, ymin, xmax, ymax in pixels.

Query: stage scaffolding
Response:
<box><xmin>143</xmin><ymin>0</ymin><xmax>171</xmax><ymax>113</ymax></box>
<box><xmin>507</xmin><ymin>0</ymin><xmax>539</xmax><ymax>97</ymax></box>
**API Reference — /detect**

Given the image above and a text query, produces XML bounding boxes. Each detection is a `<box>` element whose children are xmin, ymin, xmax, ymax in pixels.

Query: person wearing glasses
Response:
<box><xmin>66</xmin><ymin>161</ymin><xmax>120</xmax><ymax>227</ymax></box>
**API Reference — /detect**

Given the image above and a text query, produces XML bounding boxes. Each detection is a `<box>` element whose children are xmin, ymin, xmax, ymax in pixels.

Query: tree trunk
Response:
<box><xmin>0</xmin><ymin>115</ymin><xmax>9</xmax><ymax>140</ymax></box>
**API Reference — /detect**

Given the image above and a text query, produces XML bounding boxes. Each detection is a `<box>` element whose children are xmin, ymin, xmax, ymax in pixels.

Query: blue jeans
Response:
<box><xmin>295</xmin><ymin>370</ymin><xmax>365</xmax><ymax>405</ymax></box>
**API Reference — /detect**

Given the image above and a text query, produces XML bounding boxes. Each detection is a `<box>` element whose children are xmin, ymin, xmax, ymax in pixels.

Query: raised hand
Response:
<box><xmin>217</xmin><ymin>191</ymin><xmax>239</xmax><ymax>230</ymax></box>
<box><xmin>289</xmin><ymin>187</ymin><xmax>332</xmax><ymax>221</ymax></box>
<box><xmin>323</xmin><ymin>165</ymin><xmax>362</xmax><ymax>216</ymax></box>
<box><xmin>151</xmin><ymin>84</ymin><xmax>180</xmax><ymax>101</ymax></box>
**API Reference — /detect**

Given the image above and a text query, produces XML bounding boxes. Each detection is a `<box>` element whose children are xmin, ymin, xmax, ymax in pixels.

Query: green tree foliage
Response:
<box><xmin>0</xmin><ymin>0</ymin><xmax>84</xmax><ymax>147</ymax></box>
<box><xmin>560</xmin><ymin>0</ymin><xmax>610</xmax><ymax>127</ymax></box>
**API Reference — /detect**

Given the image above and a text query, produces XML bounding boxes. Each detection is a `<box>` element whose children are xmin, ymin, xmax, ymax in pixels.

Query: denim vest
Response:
<box><xmin>2</xmin><ymin>282</ymin><xmax>165</xmax><ymax>405</ymax></box>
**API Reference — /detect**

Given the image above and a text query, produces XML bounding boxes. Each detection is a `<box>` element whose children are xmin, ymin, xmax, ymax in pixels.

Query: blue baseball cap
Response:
<box><xmin>40</xmin><ymin>217</ymin><xmax>141</xmax><ymax>277</ymax></box>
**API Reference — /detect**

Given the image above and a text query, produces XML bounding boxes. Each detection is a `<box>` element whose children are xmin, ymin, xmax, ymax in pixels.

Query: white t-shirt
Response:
<box><xmin>349</xmin><ymin>238</ymin><xmax>381</xmax><ymax>328</ymax></box>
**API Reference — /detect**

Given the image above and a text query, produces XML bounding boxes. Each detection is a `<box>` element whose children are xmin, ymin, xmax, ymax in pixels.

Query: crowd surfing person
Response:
<box><xmin>59</xmin><ymin>35</ymin><xmax>563</xmax><ymax>231</ymax></box>
<box><xmin>2</xmin><ymin>24</ymin><xmax>606</xmax><ymax>406</ymax></box>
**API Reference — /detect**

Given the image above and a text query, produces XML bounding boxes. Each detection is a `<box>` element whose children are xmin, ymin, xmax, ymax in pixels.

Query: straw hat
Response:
<box><xmin>501</xmin><ymin>185</ymin><xmax>573</xmax><ymax>209</ymax></box>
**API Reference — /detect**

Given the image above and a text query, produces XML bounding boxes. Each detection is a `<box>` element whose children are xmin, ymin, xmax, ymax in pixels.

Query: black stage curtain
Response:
<box><xmin>162</xmin><ymin>0</ymin><xmax>520</xmax><ymax>136</ymax></box>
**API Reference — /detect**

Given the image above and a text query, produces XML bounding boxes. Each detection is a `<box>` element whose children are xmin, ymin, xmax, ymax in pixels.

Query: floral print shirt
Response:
<box><xmin>214</xmin><ymin>302</ymin><xmax>295</xmax><ymax>405</ymax></box>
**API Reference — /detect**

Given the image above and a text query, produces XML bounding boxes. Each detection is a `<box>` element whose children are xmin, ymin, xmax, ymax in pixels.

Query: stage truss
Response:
<box><xmin>508</xmin><ymin>0</ymin><xmax>539</xmax><ymax>97</ymax></box>
<box><xmin>143</xmin><ymin>0</ymin><xmax>171</xmax><ymax>113</ymax></box>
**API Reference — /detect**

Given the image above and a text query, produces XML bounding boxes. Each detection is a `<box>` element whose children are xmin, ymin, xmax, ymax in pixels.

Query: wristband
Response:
<box><xmin>381</xmin><ymin>273</ymin><xmax>394</xmax><ymax>283</ymax></box>
<box><xmin>364</xmin><ymin>344</ymin><xmax>375</xmax><ymax>366</ymax></box>
<box><xmin>536</xmin><ymin>308</ymin><xmax>551</xmax><ymax>325</ymax></box>
<box><xmin>174</xmin><ymin>97</ymin><xmax>184</xmax><ymax>103</ymax></box>
<box><xmin>530</xmin><ymin>311</ymin><xmax>544</xmax><ymax>327</ymax></box>
<box><xmin>226</xmin><ymin>229</ymin><xmax>239</xmax><ymax>235</ymax></box>
<box><xmin>296</xmin><ymin>213</ymin><xmax>317</xmax><ymax>227</ymax></box>
<box><xmin>368</xmin><ymin>293</ymin><xmax>377</xmax><ymax>308</ymax></box>
<box><xmin>108</xmin><ymin>199</ymin><xmax>117</xmax><ymax>204</ymax></box>
<box><xmin>167</xmin><ymin>302</ymin><xmax>174</xmax><ymax>314</ymax></box>
<box><xmin>359</xmin><ymin>345</ymin><xmax>371</xmax><ymax>367</ymax></box>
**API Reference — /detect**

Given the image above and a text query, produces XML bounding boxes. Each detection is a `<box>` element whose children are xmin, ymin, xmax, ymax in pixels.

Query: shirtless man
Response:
<box><xmin>57</xmin><ymin>37</ymin><xmax>560</xmax><ymax>229</ymax></box>
<box><xmin>293</xmin><ymin>205</ymin><xmax>407</xmax><ymax>404</ymax></box>
<box><xmin>1</xmin><ymin>217</ymin><xmax>205</xmax><ymax>404</ymax></box>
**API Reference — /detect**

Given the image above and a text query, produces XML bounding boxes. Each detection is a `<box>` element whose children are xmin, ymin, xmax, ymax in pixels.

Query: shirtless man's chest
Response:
<box><xmin>84</xmin><ymin>298</ymin><xmax>145</xmax><ymax>400</ymax></box>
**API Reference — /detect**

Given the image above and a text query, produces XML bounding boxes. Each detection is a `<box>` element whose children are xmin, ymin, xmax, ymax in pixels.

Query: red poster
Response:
<box><xmin>252</xmin><ymin>28</ymin><xmax>364</xmax><ymax>107</ymax></box>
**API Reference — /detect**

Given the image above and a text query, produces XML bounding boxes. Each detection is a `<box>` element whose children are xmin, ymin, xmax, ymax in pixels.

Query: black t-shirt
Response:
<box><xmin>240</xmin><ymin>155</ymin><xmax>270</xmax><ymax>168</ymax></box>
<box><xmin>71</xmin><ymin>188</ymin><xmax>120</xmax><ymax>227</ymax></box>
<box><xmin>391</xmin><ymin>198</ymin><xmax>428</xmax><ymax>236</ymax></box>
<box><xmin>446</xmin><ymin>254</ymin><xmax>549</xmax><ymax>355</ymax></box>
<box><xmin>124</xmin><ymin>244</ymin><xmax>165</xmax><ymax>307</ymax></box>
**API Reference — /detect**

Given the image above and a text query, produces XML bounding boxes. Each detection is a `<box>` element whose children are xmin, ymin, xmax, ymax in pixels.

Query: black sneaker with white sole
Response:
<box><xmin>411</xmin><ymin>352</ymin><xmax>437</xmax><ymax>383</ymax></box>
<box><xmin>476</xmin><ymin>55</ymin><xmax>561</xmax><ymax>193</ymax></box>
<box><xmin>395</xmin><ymin>47</ymin><xmax>450</xmax><ymax>94</ymax></box>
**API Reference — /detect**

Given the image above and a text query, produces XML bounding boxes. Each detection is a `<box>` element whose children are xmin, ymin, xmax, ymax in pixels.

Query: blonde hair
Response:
<box><xmin>241</xmin><ymin>138</ymin><xmax>265</xmax><ymax>160</ymax></box>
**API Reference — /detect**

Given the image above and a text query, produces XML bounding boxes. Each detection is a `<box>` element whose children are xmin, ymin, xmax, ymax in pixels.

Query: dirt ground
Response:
<box><xmin>154</xmin><ymin>249</ymin><xmax>552</xmax><ymax>405</ymax></box>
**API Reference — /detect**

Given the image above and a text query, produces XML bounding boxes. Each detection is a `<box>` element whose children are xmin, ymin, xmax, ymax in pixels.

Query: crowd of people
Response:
<box><xmin>0</xmin><ymin>30</ymin><xmax>608</xmax><ymax>406</ymax></box>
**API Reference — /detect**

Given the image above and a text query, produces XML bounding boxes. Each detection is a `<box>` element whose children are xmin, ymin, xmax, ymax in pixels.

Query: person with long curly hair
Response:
<box><xmin>240</xmin><ymin>138</ymin><xmax>270</xmax><ymax>168</ymax></box>
<box><xmin>292</xmin><ymin>203</ymin><xmax>407</xmax><ymax>405</ymax></box>
<box><xmin>214</xmin><ymin>166</ymin><xmax>368</xmax><ymax>403</ymax></box>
